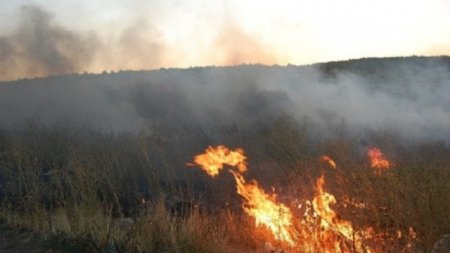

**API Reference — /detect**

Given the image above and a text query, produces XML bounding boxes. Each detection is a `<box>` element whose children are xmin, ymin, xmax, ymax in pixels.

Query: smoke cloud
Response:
<box><xmin>0</xmin><ymin>6</ymin><xmax>100</xmax><ymax>79</ymax></box>
<box><xmin>0</xmin><ymin>6</ymin><xmax>449</xmax><ymax>144</ymax></box>
<box><xmin>0</xmin><ymin>5</ymin><xmax>281</xmax><ymax>81</ymax></box>
<box><xmin>0</xmin><ymin>5</ymin><xmax>172</xmax><ymax>80</ymax></box>
<box><xmin>0</xmin><ymin>57</ymin><xmax>449</xmax><ymax>143</ymax></box>
<box><xmin>210</xmin><ymin>23</ymin><xmax>278</xmax><ymax>65</ymax></box>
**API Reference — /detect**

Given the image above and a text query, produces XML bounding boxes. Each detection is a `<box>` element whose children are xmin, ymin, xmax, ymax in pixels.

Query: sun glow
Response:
<box><xmin>1</xmin><ymin>0</ymin><xmax>449</xmax><ymax>81</ymax></box>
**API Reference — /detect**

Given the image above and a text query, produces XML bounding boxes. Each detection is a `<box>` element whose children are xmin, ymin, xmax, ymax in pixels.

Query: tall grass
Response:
<box><xmin>0</xmin><ymin>119</ymin><xmax>449</xmax><ymax>252</ymax></box>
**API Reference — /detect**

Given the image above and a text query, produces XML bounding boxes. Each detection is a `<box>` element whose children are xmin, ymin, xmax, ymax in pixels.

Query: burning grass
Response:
<box><xmin>189</xmin><ymin>145</ymin><xmax>418</xmax><ymax>252</ymax></box>
<box><xmin>0</xmin><ymin>121</ymin><xmax>449</xmax><ymax>252</ymax></box>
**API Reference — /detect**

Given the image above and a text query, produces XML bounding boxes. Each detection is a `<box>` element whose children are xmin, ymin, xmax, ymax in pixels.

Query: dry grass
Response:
<box><xmin>0</xmin><ymin>120</ymin><xmax>449</xmax><ymax>252</ymax></box>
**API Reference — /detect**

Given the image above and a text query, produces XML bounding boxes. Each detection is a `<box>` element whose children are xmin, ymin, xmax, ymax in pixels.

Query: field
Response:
<box><xmin>0</xmin><ymin>57</ymin><xmax>449</xmax><ymax>252</ymax></box>
<box><xmin>0</xmin><ymin>118</ymin><xmax>449</xmax><ymax>252</ymax></box>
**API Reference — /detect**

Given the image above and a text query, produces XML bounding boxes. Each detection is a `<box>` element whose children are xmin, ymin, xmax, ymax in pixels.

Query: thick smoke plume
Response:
<box><xmin>0</xmin><ymin>6</ymin><xmax>99</xmax><ymax>79</ymax></box>
<box><xmin>0</xmin><ymin>5</ymin><xmax>170</xmax><ymax>80</ymax></box>
<box><xmin>0</xmin><ymin>5</ymin><xmax>278</xmax><ymax>81</ymax></box>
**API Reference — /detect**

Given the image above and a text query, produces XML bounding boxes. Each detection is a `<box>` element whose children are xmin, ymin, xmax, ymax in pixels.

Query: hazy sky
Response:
<box><xmin>1</xmin><ymin>0</ymin><xmax>449</xmax><ymax>79</ymax></box>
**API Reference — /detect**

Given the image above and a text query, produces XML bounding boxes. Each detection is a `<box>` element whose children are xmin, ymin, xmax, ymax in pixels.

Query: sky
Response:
<box><xmin>0</xmin><ymin>0</ymin><xmax>449</xmax><ymax>80</ymax></box>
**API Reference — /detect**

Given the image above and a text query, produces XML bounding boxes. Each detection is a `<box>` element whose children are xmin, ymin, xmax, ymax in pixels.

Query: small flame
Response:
<box><xmin>367</xmin><ymin>147</ymin><xmax>390</xmax><ymax>174</ymax></box>
<box><xmin>191</xmin><ymin>145</ymin><xmax>247</xmax><ymax>177</ymax></box>
<box><xmin>320</xmin><ymin>155</ymin><xmax>336</xmax><ymax>169</ymax></box>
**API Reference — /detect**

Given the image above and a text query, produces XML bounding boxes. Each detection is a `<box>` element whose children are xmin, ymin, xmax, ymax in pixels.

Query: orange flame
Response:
<box><xmin>320</xmin><ymin>155</ymin><xmax>336</xmax><ymax>169</ymax></box>
<box><xmin>308</xmin><ymin>175</ymin><xmax>367</xmax><ymax>252</ymax></box>
<box><xmin>367</xmin><ymin>147</ymin><xmax>390</xmax><ymax>174</ymax></box>
<box><xmin>292</xmin><ymin>175</ymin><xmax>373</xmax><ymax>252</ymax></box>
<box><xmin>191</xmin><ymin>145</ymin><xmax>247</xmax><ymax>177</ymax></box>
<box><xmin>189</xmin><ymin>145</ymin><xmax>413</xmax><ymax>252</ymax></box>
<box><xmin>230</xmin><ymin>170</ymin><xmax>296</xmax><ymax>245</ymax></box>
<box><xmin>190</xmin><ymin>145</ymin><xmax>295</xmax><ymax>245</ymax></box>
<box><xmin>312</xmin><ymin>175</ymin><xmax>352</xmax><ymax>239</ymax></box>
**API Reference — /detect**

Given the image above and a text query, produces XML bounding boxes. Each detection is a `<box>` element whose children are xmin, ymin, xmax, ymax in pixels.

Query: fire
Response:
<box><xmin>190</xmin><ymin>145</ymin><xmax>296</xmax><ymax>245</ymax></box>
<box><xmin>320</xmin><ymin>155</ymin><xmax>336</xmax><ymax>169</ymax></box>
<box><xmin>230</xmin><ymin>170</ymin><xmax>296</xmax><ymax>245</ymax></box>
<box><xmin>312</xmin><ymin>175</ymin><xmax>352</xmax><ymax>239</ymax></box>
<box><xmin>189</xmin><ymin>145</ymin><xmax>415</xmax><ymax>252</ymax></box>
<box><xmin>367</xmin><ymin>147</ymin><xmax>390</xmax><ymax>174</ymax></box>
<box><xmin>290</xmin><ymin>175</ymin><xmax>372</xmax><ymax>252</ymax></box>
<box><xmin>301</xmin><ymin>175</ymin><xmax>369</xmax><ymax>252</ymax></box>
<box><xmin>191</xmin><ymin>145</ymin><xmax>247</xmax><ymax>177</ymax></box>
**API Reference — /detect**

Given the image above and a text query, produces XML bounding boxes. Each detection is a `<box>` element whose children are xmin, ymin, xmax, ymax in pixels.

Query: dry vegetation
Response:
<box><xmin>0</xmin><ymin>118</ymin><xmax>449</xmax><ymax>252</ymax></box>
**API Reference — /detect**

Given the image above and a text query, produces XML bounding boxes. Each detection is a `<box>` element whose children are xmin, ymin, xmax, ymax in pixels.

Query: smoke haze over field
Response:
<box><xmin>0</xmin><ymin>57</ymin><xmax>449</xmax><ymax>143</ymax></box>
<box><xmin>0</xmin><ymin>2</ymin><xmax>449</xmax><ymax>143</ymax></box>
